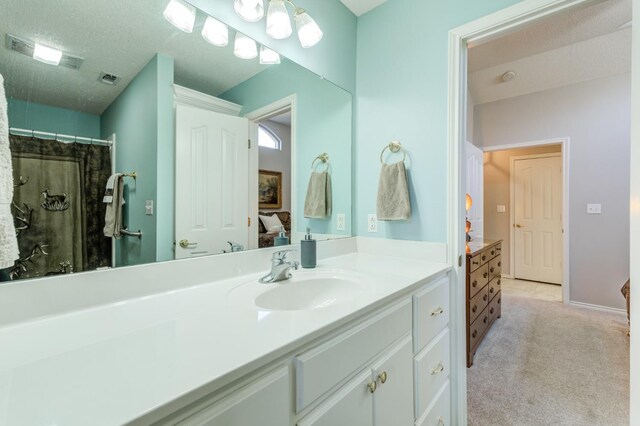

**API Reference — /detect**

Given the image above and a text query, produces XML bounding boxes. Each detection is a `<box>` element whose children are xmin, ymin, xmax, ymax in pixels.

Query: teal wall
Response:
<box><xmin>221</xmin><ymin>60</ymin><xmax>353</xmax><ymax>236</ymax></box>
<box><xmin>355</xmin><ymin>0</ymin><xmax>521</xmax><ymax>241</ymax></box>
<box><xmin>8</xmin><ymin>98</ymin><xmax>100</xmax><ymax>138</ymax></box>
<box><xmin>189</xmin><ymin>0</ymin><xmax>357</xmax><ymax>94</ymax></box>
<box><xmin>101</xmin><ymin>54</ymin><xmax>175</xmax><ymax>267</ymax></box>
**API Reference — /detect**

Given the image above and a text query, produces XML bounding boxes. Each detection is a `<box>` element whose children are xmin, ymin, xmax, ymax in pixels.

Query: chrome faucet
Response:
<box><xmin>259</xmin><ymin>250</ymin><xmax>299</xmax><ymax>283</ymax></box>
<box><xmin>227</xmin><ymin>241</ymin><xmax>244</xmax><ymax>252</ymax></box>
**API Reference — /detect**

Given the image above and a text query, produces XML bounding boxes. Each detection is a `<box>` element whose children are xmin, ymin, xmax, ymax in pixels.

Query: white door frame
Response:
<box><xmin>448</xmin><ymin>1</ymin><xmax>593</xmax><ymax>423</ymax></box>
<box><xmin>245</xmin><ymin>95</ymin><xmax>297</xmax><ymax>249</ymax></box>
<box><xmin>509</xmin><ymin>150</ymin><xmax>567</xmax><ymax>299</ymax></box>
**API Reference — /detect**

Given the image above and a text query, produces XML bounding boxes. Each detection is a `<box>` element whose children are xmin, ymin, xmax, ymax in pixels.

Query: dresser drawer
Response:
<box><xmin>488</xmin><ymin>291</ymin><xmax>502</xmax><ymax>324</ymax></box>
<box><xmin>487</xmin><ymin>245</ymin><xmax>499</xmax><ymax>261</ymax></box>
<box><xmin>468</xmin><ymin>307</ymin><xmax>489</xmax><ymax>351</ymax></box>
<box><xmin>413</xmin><ymin>276</ymin><xmax>450</xmax><ymax>353</ymax></box>
<box><xmin>415</xmin><ymin>380</ymin><xmax>450</xmax><ymax>426</ymax></box>
<box><xmin>294</xmin><ymin>299</ymin><xmax>411</xmax><ymax>412</ymax></box>
<box><xmin>468</xmin><ymin>284</ymin><xmax>488</xmax><ymax>324</ymax></box>
<box><xmin>469</xmin><ymin>249</ymin><xmax>490</xmax><ymax>272</ymax></box>
<box><xmin>414</xmin><ymin>329</ymin><xmax>450</xmax><ymax>419</ymax></box>
<box><xmin>488</xmin><ymin>256</ymin><xmax>502</xmax><ymax>281</ymax></box>
<box><xmin>468</xmin><ymin>265</ymin><xmax>489</xmax><ymax>298</ymax></box>
<box><xmin>488</xmin><ymin>276</ymin><xmax>501</xmax><ymax>300</ymax></box>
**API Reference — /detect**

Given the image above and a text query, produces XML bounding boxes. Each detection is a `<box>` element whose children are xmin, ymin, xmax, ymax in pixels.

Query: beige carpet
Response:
<box><xmin>467</xmin><ymin>285</ymin><xmax>630</xmax><ymax>426</ymax></box>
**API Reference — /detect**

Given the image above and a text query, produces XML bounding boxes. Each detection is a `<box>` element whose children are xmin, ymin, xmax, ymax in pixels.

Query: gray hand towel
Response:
<box><xmin>103</xmin><ymin>174</ymin><xmax>124</xmax><ymax>238</ymax></box>
<box><xmin>377</xmin><ymin>161</ymin><xmax>411</xmax><ymax>220</ymax></box>
<box><xmin>304</xmin><ymin>171</ymin><xmax>332</xmax><ymax>219</ymax></box>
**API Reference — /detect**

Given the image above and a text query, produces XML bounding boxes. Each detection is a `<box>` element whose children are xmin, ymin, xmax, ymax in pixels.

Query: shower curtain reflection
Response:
<box><xmin>7</xmin><ymin>135</ymin><xmax>111</xmax><ymax>280</ymax></box>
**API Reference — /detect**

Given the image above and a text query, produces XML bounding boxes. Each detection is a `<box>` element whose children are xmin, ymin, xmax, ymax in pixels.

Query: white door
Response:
<box><xmin>514</xmin><ymin>155</ymin><xmax>563</xmax><ymax>284</ymax></box>
<box><xmin>175</xmin><ymin>104</ymin><xmax>249</xmax><ymax>259</ymax></box>
<box><xmin>465</xmin><ymin>141</ymin><xmax>483</xmax><ymax>239</ymax></box>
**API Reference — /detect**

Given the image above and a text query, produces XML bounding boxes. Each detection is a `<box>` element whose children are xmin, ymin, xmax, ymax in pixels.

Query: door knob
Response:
<box><xmin>179</xmin><ymin>239</ymin><xmax>198</xmax><ymax>249</ymax></box>
<box><xmin>515</xmin><ymin>224</ymin><xmax>523</xmax><ymax>228</ymax></box>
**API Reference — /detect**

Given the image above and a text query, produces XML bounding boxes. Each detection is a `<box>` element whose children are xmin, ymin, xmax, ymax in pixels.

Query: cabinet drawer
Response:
<box><xmin>295</xmin><ymin>300</ymin><xmax>411</xmax><ymax>412</ymax></box>
<box><xmin>468</xmin><ymin>252</ymin><xmax>483</xmax><ymax>272</ymax></box>
<box><xmin>468</xmin><ymin>307</ymin><xmax>489</xmax><ymax>351</ymax></box>
<box><xmin>488</xmin><ymin>256</ymin><xmax>502</xmax><ymax>281</ymax></box>
<box><xmin>414</xmin><ymin>329</ymin><xmax>450</xmax><ymax>419</ymax></box>
<box><xmin>468</xmin><ymin>265</ymin><xmax>489</xmax><ymax>298</ymax></box>
<box><xmin>488</xmin><ymin>291</ymin><xmax>502</xmax><ymax>324</ymax></box>
<box><xmin>487</xmin><ymin>245</ymin><xmax>499</xmax><ymax>261</ymax></box>
<box><xmin>415</xmin><ymin>380</ymin><xmax>450</xmax><ymax>426</ymax></box>
<box><xmin>468</xmin><ymin>284</ymin><xmax>488</xmax><ymax>324</ymax></box>
<box><xmin>488</xmin><ymin>276</ymin><xmax>501</xmax><ymax>300</ymax></box>
<box><xmin>177</xmin><ymin>367</ymin><xmax>289</xmax><ymax>426</ymax></box>
<box><xmin>413</xmin><ymin>276</ymin><xmax>450</xmax><ymax>353</ymax></box>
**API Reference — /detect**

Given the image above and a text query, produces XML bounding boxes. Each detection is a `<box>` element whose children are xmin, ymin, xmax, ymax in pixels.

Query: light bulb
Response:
<box><xmin>202</xmin><ymin>16</ymin><xmax>229</xmax><ymax>46</ymax></box>
<box><xmin>295</xmin><ymin>9</ymin><xmax>322</xmax><ymax>48</ymax></box>
<box><xmin>234</xmin><ymin>33</ymin><xmax>258</xmax><ymax>59</ymax></box>
<box><xmin>33</xmin><ymin>43</ymin><xmax>62</xmax><ymax>66</ymax></box>
<box><xmin>234</xmin><ymin>0</ymin><xmax>264</xmax><ymax>22</ymax></box>
<box><xmin>266</xmin><ymin>0</ymin><xmax>292</xmax><ymax>39</ymax></box>
<box><xmin>163</xmin><ymin>0</ymin><xmax>196</xmax><ymax>33</ymax></box>
<box><xmin>259</xmin><ymin>45</ymin><xmax>281</xmax><ymax>64</ymax></box>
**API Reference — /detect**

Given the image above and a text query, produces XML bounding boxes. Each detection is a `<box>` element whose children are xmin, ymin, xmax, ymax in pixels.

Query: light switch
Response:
<box><xmin>367</xmin><ymin>214</ymin><xmax>378</xmax><ymax>233</ymax></box>
<box><xmin>497</xmin><ymin>205</ymin><xmax>506</xmax><ymax>213</ymax></box>
<box><xmin>586</xmin><ymin>204</ymin><xmax>601</xmax><ymax>214</ymax></box>
<box><xmin>336</xmin><ymin>213</ymin><xmax>346</xmax><ymax>231</ymax></box>
<box><xmin>145</xmin><ymin>200</ymin><xmax>154</xmax><ymax>215</ymax></box>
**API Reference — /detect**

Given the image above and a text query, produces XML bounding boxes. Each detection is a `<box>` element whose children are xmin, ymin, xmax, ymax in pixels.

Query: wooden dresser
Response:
<box><xmin>466</xmin><ymin>239</ymin><xmax>502</xmax><ymax>367</ymax></box>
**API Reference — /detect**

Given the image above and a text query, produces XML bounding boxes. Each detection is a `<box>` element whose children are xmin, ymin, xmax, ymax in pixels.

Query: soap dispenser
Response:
<box><xmin>274</xmin><ymin>225</ymin><xmax>289</xmax><ymax>247</ymax></box>
<box><xmin>300</xmin><ymin>227</ymin><xmax>317</xmax><ymax>268</ymax></box>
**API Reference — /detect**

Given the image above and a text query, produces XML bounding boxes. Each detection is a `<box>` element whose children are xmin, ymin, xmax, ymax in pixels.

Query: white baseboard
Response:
<box><xmin>501</xmin><ymin>273</ymin><xmax>514</xmax><ymax>279</ymax></box>
<box><xmin>569</xmin><ymin>301</ymin><xmax>627</xmax><ymax>316</ymax></box>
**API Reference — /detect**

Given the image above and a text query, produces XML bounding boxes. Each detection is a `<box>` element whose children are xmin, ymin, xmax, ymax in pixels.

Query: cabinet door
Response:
<box><xmin>177</xmin><ymin>367</ymin><xmax>289</xmax><ymax>426</ymax></box>
<box><xmin>372</xmin><ymin>336</ymin><xmax>413</xmax><ymax>426</ymax></box>
<box><xmin>297</xmin><ymin>370</ymin><xmax>373</xmax><ymax>426</ymax></box>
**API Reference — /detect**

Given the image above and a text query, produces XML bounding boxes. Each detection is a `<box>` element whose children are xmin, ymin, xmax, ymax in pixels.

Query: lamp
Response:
<box><xmin>260</xmin><ymin>45</ymin><xmax>281</xmax><ymax>64</ymax></box>
<box><xmin>202</xmin><ymin>16</ymin><xmax>229</xmax><ymax>46</ymax></box>
<box><xmin>163</xmin><ymin>0</ymin><xmax>196</xmax><ymax>33</ymax></box>
<box><xmin>466</xmin><ymin>193</ymin><xmax>473</xmax><ymax>242</ymax></box>
<box><xmin>234</xmin><ymin>32</ymin><xmax>258</xmax><ymax>59</ymax></box>
<box><xmin>266</xmin><ymin>0</ymin><xmax>292</xmax><ymax>39</ymax></box>
<box><xmin>294</xmin><ymin>8</ymin><xmax>323</xmax><ymax>48</ymax></box>
<box><xmin>234</xmin><ymin>0</ymin><xmax>264</xmax><ymax>22</ymax></box>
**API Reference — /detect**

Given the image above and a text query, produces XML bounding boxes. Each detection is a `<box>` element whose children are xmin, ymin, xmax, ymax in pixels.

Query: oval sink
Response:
<box><xmin>227</xmin><ymin>270</ymin><xmax>364</xmax><ymax>311</ymax></box>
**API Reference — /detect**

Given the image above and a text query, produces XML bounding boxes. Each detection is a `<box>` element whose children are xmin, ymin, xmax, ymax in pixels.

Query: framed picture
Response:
<box><xmin>258</xmin><ymin>170</ymin><xmax>282</xmax><ymax>209</ymax></box>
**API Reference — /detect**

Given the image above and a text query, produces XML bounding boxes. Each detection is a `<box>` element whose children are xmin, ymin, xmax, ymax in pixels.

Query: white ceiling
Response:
<box><xmin>468</xmin><ymin>0</ymin><xmax>632</xmax><ymax>105</ymax></box>
<box><xmin>0</xmin><ymin>0</ymin><xmax>271</xmax><ymax>115</ymax></box>
<box><xmin>339</xmin><ymin>0</ymin><xmax>388</xmax><ymax>16</ymax></box>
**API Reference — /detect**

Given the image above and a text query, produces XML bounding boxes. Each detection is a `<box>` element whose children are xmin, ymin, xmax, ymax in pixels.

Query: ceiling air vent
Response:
<box><xmin>6</xmin><ymin>34</ymin><xmax>84</xmax><ymax>70</ymax></box>
<box><xmin>98</xmin><ymin>72</ymin><xmax>121</xmax><ymax>86</ymax></box>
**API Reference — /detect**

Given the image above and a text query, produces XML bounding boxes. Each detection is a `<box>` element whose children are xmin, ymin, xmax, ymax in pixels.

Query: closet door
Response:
<box><xmin>175</xmin><ymin>104</ymin><xmax>248</xmax><ymax>259</ymax></box>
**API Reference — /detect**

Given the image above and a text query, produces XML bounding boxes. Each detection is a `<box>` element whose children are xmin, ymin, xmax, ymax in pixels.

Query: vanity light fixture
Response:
<box><xmin>266</xmin><ymin>0</ymin><xmax>292</xmax><ymax>39</ymax></box>
<box><xmin>33</xmin><ymin>43</ymin><xmax>62</xmax><ymax>66</ymax></box>
<box><xmin>259</xmin><ymin>45</ymin><xmax>280</xmax><ymax>64</ymax></box>
<box><xmin>163</xmin><ymin>0</ymin><xmax>197</xmax><ymax>33</ymax></box>
<box><xmin>202</xmin><ymin>16</ymin><xmax>229</xmax><ymax>46</ymax></box>
<box><xmin>234</xmin><ymin>32</ymin><xmax>258</xmax><ymax>59</ymax></box>
<box><xmin>234</xmin><ymin>0</ymin><xmax>264</xmax><ymax>22</ymax></box>
<box><xmin>294</xmin><ymin>8</ymin><xmax>323</xmax><ymax>48</ymax></box>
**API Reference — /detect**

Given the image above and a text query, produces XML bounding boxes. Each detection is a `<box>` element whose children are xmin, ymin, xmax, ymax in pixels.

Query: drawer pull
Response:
<box><xmin>497</xmin><ymin>247</ymin><xmax>501</xmax><ymax>251</ymax></box>
<box><xmin>472</xmin><ymin>280</ymin><xmax>478</xmax><ymax>287</ymax></box>
<box><xmin>490</xmin><ymin>307</ymin><xmax>495</xmax><ymax>314</ymax></box>
<box><xmin>482</xmin><ymin>255</ymin><xmax>486</xmax><ymax>261</ymax></box>
<box><xmin>472</xmin><ymin>305</ymin><xmax>477</xmax><ymax>313</ymax></box>
<box><xmin>498</xmin><ymin>261</ymin><xmax>502</xmax><ymax>267</ymax></box>
<box><xmin>483</xmin><ymin>294</ymin><xmax>488</xmax><ymax>301</ymax></box>
<box><xmin>431</xmin><ymin>363</ymin><xmax>445</xmax><ymax>375</ymax></box>
<box><xmin>498</xmin><ymin>298</ymin><xmax>502</xmax><ymax>304</ymax></box>
<box><xmin>483</xmin><ymin>316</ymin><xmax>488</xmax><ymax>323</ymax></box>
<box><xmin>490</xmin><ymin>267</ymin><xmax>495</xmax><ymax>273</ymax></box>
<box><xmin>483</xmin><ymin>272</ymin><xmax>488</xmax><ymax>278</ymax></box>
<box><xmin>431</xmin><ymin>307</ymin><xmax>444</xmax><ymax>316</ymax></box>
<box><xmin>490</xmin><ymin>250</ymin><xmax>495</xmax><ymax>256</ymax></box>
<box><xmin>472</xmin><ymin>330</ymin><xmax>477</xmax><ymax>338</ymax></box>
<box><xmin>472</xmin><ymin>260</ymin><xmax>479</xmax><ymax>266</ymax></box>
<box><xmin>368</xmin><ymin>381</ymin><xmax>377</xmax><ymax>393</ymax></box>
<box><xmin>438</xmin><ymin>417</ymin><xmax>445</xmax><ymax>426</ymax></box>
<box><xmin>490</xmin><ymin>287</ymin><xmax>495</xmax><ymax>293</ymax></box>
<box><xmin>497</xmin><ymin>279</ymin><xmax>501</xmax><ymax>285</ymax></box>
<box><xmin>377</xmin><ymin>371</ymin><xmax>388</xmax><ymax>384</ymax></box>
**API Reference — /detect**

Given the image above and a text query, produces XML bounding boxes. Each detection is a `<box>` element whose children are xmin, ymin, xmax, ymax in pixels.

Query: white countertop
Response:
<box><xmin>0</xmin><ymin>252</ymin><xmax>449</xmax><ymax>425</ymax></box>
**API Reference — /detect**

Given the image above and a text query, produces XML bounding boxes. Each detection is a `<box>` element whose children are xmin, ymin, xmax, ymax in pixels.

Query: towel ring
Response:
<box><xmin>380</xmin><ymin>141</ymin><xmax>406</xmax><ymax>164</ymax></box>
<box><xmin>311</xmin><ymin>153</ymin><xmax>329</xmax><ymax>170</ymax></box>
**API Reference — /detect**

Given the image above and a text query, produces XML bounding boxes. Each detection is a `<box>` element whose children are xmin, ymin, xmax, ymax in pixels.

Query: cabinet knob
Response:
<box><xmin>482</xmin><ymin>255</ymin><xmax>486</xmax><ymax>261</ymax></box>
<box><xmin>490</xmin><ymin>287</ymin><xmax>494</xmax><ymax>293</ymax></box>
<box><xmin>431</xmin><ymin>307</ymin><xmax>444</xmax><ymax>316</ymax></box>
<box><xmin>490</xmin><ymin>267</ymin><xmax>495</xmax><ymax>273</ymax></box>
<box><xmin>431</xmin><ymin>363</ymin><xmax>445</xmax><ymax>375</ymax></box>
<box><xmin>490</xmin><ymin>307</ymin><xmax>495</xmax><ymax>314</ymax></box>
<box><xmin>497</xmin><ymin>279</ymin><xmax>501</xmax><ymax>285</ymax></box>
<box><xmin>490</xmin><ymin>250</ymin><xmax>495</xmax><ymax>256</ymax></box>
<box><xmin>472</xmin><ymin>280</ymin><xmax>477</xmax><ymax>287</ymax></box>
<box><xmin>498</xmin><ymin>298</ymin><xmax>502</xmax><ymax>304</ymax></box>
<box><xmin>472</xmin><ymin>305</ymin><xmax>477</xmax><ymax>313</ymax></box>
<box><xmin>472</xmin><ymin>330</ymin><xmax>477</xmax><ymax>338</ymax></box>
<box><xmin>483</xmin><ymin>316</ymin><xmax>488</xmax><ymax>323</ymax></box>
<box><xmin>498</xmin><ymin>261</ymin><xmax>502</xmax><ymax>267</ymax></box>
<box><xmin>483</xmin><ymin>294</ymin><xmax>488</xmax><ymax>301</ymax></box>
<box><xmin>483</xmin><ymin>272</ymin><xmax>488</xmax><ymax>278</ymax></box>
<box><xmin>367</xmin><ymin>381</ymin><xmax>377</xmax><ymax>393</ymax></box>
<box><xmin>377</xmin><ymin>371</ymin><xmax>388</xmax><ymax>384</ymax></box>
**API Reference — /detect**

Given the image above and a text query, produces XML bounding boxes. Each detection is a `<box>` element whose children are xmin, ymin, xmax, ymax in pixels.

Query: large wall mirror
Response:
<box><xmin>0</xmin><ymin>0</ymin><xmax>352</xmax><ymax>282</ymax></box>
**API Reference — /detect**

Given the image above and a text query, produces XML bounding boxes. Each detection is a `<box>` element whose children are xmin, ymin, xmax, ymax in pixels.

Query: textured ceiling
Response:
<box><xmin>0</xmin><ymin>0</ymin><xmax>270</xmax><ymax>115</ymax></box>
<box><xmin>339</xmin><ymin>0</ymin><xmax>388</xmax><ymax>16</ymax></box>
<box><xmin>468</xmin><ymin>0</ymin><xmax>632</xmax><ymax>105</ymax></box>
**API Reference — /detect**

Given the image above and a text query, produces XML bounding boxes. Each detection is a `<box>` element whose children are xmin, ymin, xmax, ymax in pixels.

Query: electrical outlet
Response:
<box><xmin>145</xmin><ymin>200</ymin><xmax>154</xmax><ymax>215</ymax></box>
<box><xmin>336</xmin><ymin>213</ymin><xmax>346</xmax><ymax>231</ymax></box>
<box><xmin>497</xmin><ymin>205</ymin><xmax>506</xmax><ymax>213</ymax></box>
<box><xmin>367</xmin><ymin>214</ymin><xmax>378</xmax><ymax>233</ymax></box>
<box><xmin>587</xmin><ymin>204</ymin><xmax>602</xmax><ymax>214</ymax></box>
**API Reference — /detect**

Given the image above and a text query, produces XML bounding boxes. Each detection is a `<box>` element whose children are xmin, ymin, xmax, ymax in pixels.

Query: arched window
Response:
<box><xmin>258</xmin><ymin>125</ymin><xmax>282</xmax><ymax>150</ymax></box>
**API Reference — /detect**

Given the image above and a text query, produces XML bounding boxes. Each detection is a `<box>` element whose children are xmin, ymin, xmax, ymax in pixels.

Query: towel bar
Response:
<box><xmin>380</xmin><ymin>141</ymin><xmax>406</xmax><ymax>164</ymax></box>
<box><xmin>121</xmin><ymin>228</ymin><xmax>142</xmax><ymax>239</ymax></box>
<box><xmin>122</xmin><ymin>172</ymin><xmax>137</xmax><ymax>179</ymax></box>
